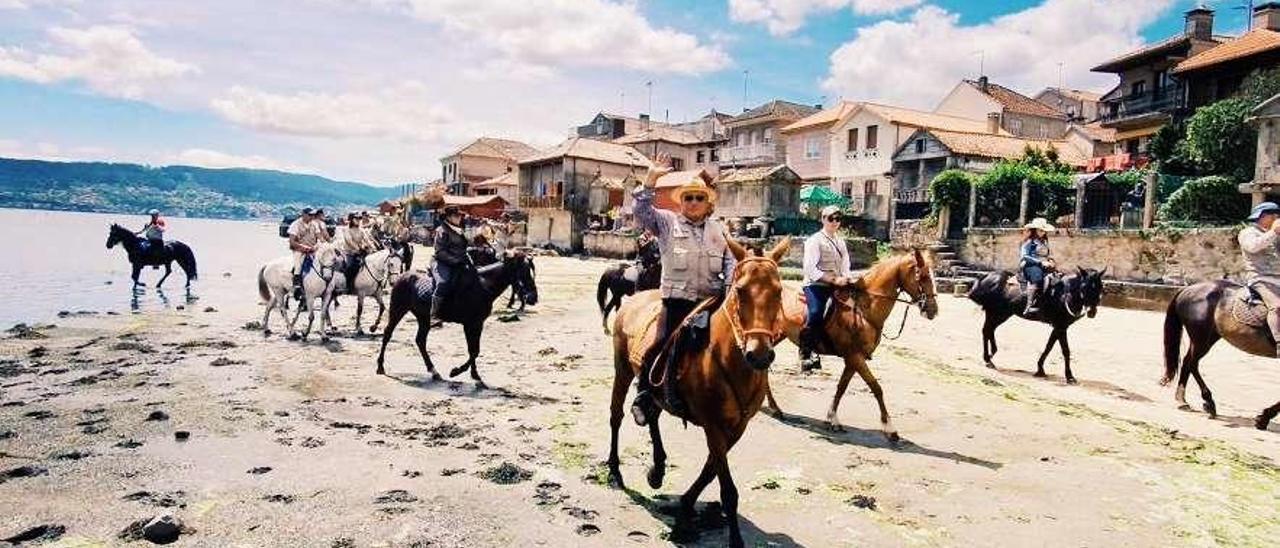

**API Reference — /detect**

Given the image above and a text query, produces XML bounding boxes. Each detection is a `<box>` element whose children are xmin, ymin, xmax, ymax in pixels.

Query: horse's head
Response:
<box><xmin>638</xmin><ymin>237</ymin><xmax>661</xmax><ymax>267</ymax></box>
<box><xmin>1074</xmin><ymin>266</ymin><xmax>1106</xmax><ymax>318</ymax></box>
<box><xmin>313</xmin><ymin>242</ymin><xmax>343</xmax><ymax>273</ymax></box>
<box><xmin>505</xmin><ymin>250</ymin><xmax>539</xmax><ymax>306</ymax></box>
<box><xmin>106</xmin><ymin>223</ymin><xmax>128</xmax><ymax>249</ymax></box>
<box><xmin>725</xmin><ymin>237</ymin><xmax>790</xmax><ymax>371</ymax></box>
<box><xmin>384</xmin><ymin>251</ymin><xmax>407</xmax><ymax>285</ymax></box>
<box><xmin>898</xmin><ymin>248</ymin><xmax>939</xmax><ymax>320</ymax></box>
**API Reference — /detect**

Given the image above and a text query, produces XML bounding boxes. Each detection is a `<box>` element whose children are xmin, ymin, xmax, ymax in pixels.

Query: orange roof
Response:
<box><xmin>520</xmin><ymin>137</ymin><xmax>652</xmax><ymax>167</ymax></box>
<box><xmin>965</xmin><ymin>80</ymin><xmax>1067</xmax><ymax>119</ymax></box>
<box><xmin>443</xmin><ymin>137</ymin><xmax>538</xmax><ymax>162</ymax></box>
<box><xmin>926</xmin><ymin>129</ymin><xmax>1088</xmax><ymax>167</ymax></box>
<box><xmin>1072</xmin><ymin>123</ymin><xmax>1117</xmax><ymax>143</ymax></box>
<box><xmin>443</xmin><ymin>195</ymin><xmax>507</xmax><ymax>206</ymax></box>
<box><xmin>472</xmin><ymin>171</ymin><xmax>516</xmax><ymax>188</ymax></box>
<box><xmin>781</xmin><ymin>101</ymin><xmax>859</xmax><ymax>133</ymax></box>
<box><xmin>1174</xmin><ymin>28</ymin><xmax>1280</xmax><ymax>73</ymax></box>
<box><xmin>847</xmin><ymin>102</ymin><xmax>1004</xmax><ymax>134</ymax></box>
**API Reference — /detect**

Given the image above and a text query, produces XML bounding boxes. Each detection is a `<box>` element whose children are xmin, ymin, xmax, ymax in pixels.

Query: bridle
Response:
<box><xmin>722</xmin><ymin>256</ymin><xmax>787</xmax><ymax>355</ymax></box>
<box><xmin>863</xmin><ymin>253</ymin><xmax>937</xmax><ymax>340</ymax></box>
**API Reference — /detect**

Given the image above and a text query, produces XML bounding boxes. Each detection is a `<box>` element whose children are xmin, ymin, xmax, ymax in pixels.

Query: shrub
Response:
<box><xmin>1157</xmin><ymin>175</ymin><xmax>1249</xmax><ymax>225</ymax></box>
<box><xmin>1185</xmin><ymin>98</ymin><xmax>1255</xmax><ymax>183</ymax></box>
<box><xmin>928</xmin><ymin>169</ymin><xmax>972</xmax><ymax>213</ymax></box>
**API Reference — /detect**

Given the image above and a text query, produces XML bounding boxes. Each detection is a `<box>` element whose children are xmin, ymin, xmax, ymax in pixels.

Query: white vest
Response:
<box><xmin>659</xmin><ymin>217</ymin><xmax>729</xmax><ymax>301</ymax></box>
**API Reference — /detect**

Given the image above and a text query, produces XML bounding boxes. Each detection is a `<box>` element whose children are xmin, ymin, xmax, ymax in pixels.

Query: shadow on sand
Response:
<box><xmin>990</xmin><ymin>366</ymin><xmax>1154</xmax><ymax>403</ymax></box>
<box><xmin>385</xmin><ymin>372</ymin><xmax>559</xmax><ymax>404</ymax></box>
<box><xmin>615</xmin><ymin>486</ymin><xmax>805</xmax><ymax>547</ymax></box>
<box><xmin>767</xmin><ymin>413</ymin><xmax>1003</xmax><ymax>471</ymax></box>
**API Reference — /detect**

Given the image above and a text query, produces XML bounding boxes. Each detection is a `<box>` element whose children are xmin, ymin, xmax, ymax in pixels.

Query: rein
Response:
<box><xmin>722</xmin><ymin>256</ymin><xmax>786</xmax><ymax>355</ymax></box>
<box><xmin>859</xmin><ymin>254</ymin><xmax>936</xmax><ymax>341</ymax></box>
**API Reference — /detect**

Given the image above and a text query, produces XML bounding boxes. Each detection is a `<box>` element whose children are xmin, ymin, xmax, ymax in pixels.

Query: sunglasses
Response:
<box><xmin>825</xmin><ymin>215</ymin><xmax>843</xmax><ymax>222</ymax></box>
<box><xmin>682</xmin><ymin>194</ymin><xmax>707</xmax><ymax>203</ymax></box>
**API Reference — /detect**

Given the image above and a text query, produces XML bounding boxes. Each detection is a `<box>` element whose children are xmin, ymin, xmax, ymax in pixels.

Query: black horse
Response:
<box><xmin>106</xmin><ymin>224</ymin><xmax>198</xmax><ymax>290</ymax></box>
<box><xmin>596</xmin><ymin>238</ymin><xmax>660</xmax><ymax>332</ymax></box>
<box><xmin>375</xmin><ymin>250</ymin><xmax>539</xmax><ymax>387</ymax></box>
<box><xmin>967</xmin><ymin>267</ymin><xmax>1106</xmax><ymax>383</ymax></box>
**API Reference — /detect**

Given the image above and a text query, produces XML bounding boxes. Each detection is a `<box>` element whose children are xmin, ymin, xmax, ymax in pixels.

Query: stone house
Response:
<box><xmin>574</xmin><ymin>112</ymin><xmax>660</xmax><ymax>140</ymax></box>
<box><xmin>827</xmin><ymin>102</ymin><xmax>997</xmax><ymax>238</ymax></box>
<box><xmin>721</xmin><ymin>100</ymin><xmax>820</xmax><ymax>169</ymax></box>
<box><xmin>714</xmin><ymin>165</ymin><xmax>802</xmax><ymax>220</ymax></box>
<box><xmin>471</xmin><ymin>171</ymin><xmax>517</xmax><ymax>204</ymax></box>
<box><xmin>439</xmin><ymin>137</ymin><xmax>538</xmax><ymax>196</ymax></box>
<box><xmin>1173</xmin><ymin>3</ymin><xmax>1280</xmax><ymax>109</ymax></box>
<box><xmin>1067</xmin><ymin>124</ymin><xmax>1119</xmax><ymax>169</ymax></box>
<box><xmin>1033</xmin><ymin>88</ymin><xmax>1103</xmax><ymax>123</ymax></box>
<box><xmin>518</xmin><ymin>137</ymin><xmax>651</xmax><ymax>250</ymax></box>
<box><xmin>1091</xmin><ymin>6</ymin><xmax>1224</xmax><ymax>158</ymax></box>
<box><xmin>1240</xmin><ymin>92</ymin><xmax>1280</xmax><ymax>204</ymax></box>
<box><xmin>779</xmin><ymin>101</ymin><xmax>859</xmax><ymax>186</ymax></box>
<box><xmin>614</xmin><ymin>124</ymin><xmax>726</xmax><ymax>177</ymax></box>
<box><xmin>935</xmin><ymin>77</ymin><xmax>1070</xmax><ymax>139</ymax></box>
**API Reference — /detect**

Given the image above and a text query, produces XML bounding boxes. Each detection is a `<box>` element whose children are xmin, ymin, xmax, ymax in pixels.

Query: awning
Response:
<box><xmin>800</xmin><ymin>185</ymin><xmax>850</xmax><ymax>208</ymax></box>
<box><xmin>1114</xmin><ymin>125</ymin><xmax>1162</xmax><ymax>141</ymax></box>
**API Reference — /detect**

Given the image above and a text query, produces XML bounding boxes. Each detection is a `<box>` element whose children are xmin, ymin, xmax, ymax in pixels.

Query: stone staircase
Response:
<box><xmin>926</xmin><ymin>240</ymin><xmax>994</xmax><ymax>296</ymax></box>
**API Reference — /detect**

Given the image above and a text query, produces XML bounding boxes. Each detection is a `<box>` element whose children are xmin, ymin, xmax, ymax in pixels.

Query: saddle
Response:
<box><xmin>1234</xmin><ymin>284</ymin><xmax>1270</xmax><ymax>327</ymax></box>
<box><xmin>638</xmin><ymin>296</ymin><xmax>722</xmax><ymax>420</ymax></box>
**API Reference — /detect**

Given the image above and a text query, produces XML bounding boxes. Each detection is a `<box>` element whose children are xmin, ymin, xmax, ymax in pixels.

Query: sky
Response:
<box><xmin>0</xmin><ymin>0</ymin><xmax>1257</xmax><ymax>186</ymax></box>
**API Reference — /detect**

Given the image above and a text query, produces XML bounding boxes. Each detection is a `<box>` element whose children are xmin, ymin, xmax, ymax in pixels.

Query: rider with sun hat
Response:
<box><xmin>629</xmin><ymin>153</ymin><xmax>736</xmax><ymax>425</ymax></box>
<box><xmin>1238</xmin><ymin>201</ymin><xmax>1280</xmax><ymax>357</ymax></box>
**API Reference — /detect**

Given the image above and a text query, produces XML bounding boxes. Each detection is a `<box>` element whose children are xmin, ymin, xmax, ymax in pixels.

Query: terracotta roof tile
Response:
<box><xmin>926</xmin><ymin>129</ymin><xmax>1088</xmax><ymax>166</ymax></box>
<box><xmin>613</xmin><ymin>126</ymin><xmax>704</xmax><ymax>145</ymax></box>
<box><xmin>728</xmin><ymin>100</ymin><xmax>820</xmax><ymax>125</ymax></box>
<box><xmin>965</xmin><ymin>80</ymin><xmax>1067</xmax><ymax>119</ymax></box>
<box><xmin>857</xmin><ymin>103</ymin><xmax>1002</xmax><ymax>134</ymax></box>
<box><xmin>1174</xmin><ymin>28</ymin><xmax>1280</xmax><ymax>73</ymax></box>
<box><xmin>519</xmin><ymin>137</ymin><xmax>652</xmax><ymax>167</ymax></box>
<box><xmin>446</xmin><ymin>137</ymin><xmax>539</xmax><ymax>161</ymax></box>
<box><xmin>472</xmin><ymin>171</ymin><xmax>516</xmax><ymax>188</ymax></box>
<box><xmin>1091</xmin><ymin>35</ymin><xmax>1222</xmax><ymax>73</ymax></box>
<box><xmin>717</xmin><ymin>164</ymin><xmax>799</xmax><ymax>184</ymax></box>
<box><xmin>781</xmin><ymin>101</ymin><xmax>859</xmax><ymax>133</ymax></box>
<box><xmin>1072</xmin><ymin>123</ymin><xmax>1117</xmax><ymax>143</ymax></box>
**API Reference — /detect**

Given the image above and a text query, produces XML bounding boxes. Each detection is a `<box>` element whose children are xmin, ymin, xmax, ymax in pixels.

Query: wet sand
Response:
<box><xmin>1</xmin><ymin>248</ymin><xmax>1278</xmax><ymax>547</ymax></box>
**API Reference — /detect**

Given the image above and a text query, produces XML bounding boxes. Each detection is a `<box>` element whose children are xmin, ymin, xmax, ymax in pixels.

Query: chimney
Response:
<box><xmin>1255</xmin><ymin>2</ymin><xmax>1280</xmax><ymax>32</ymax></box>
<box><xmin>813</xmin><ymin>103</ymin><xmax>822</xmax><ymax>110</ymax></box>
<box><xmin>1185</xmin><ymin>5</ymin><xmax>1214</xmax><ymax>40</ymax></box>
<box><xmin>639</xmin><ymin>113</ymin><xmax>650</xmax><ymax>130</ymax></box>
<box><xmin>977</xmin><ymin>75</ymin><xmax>989</xmax><ymax>93</ymax></box>
<box><xmin>986</xmin><ymin>112</ymin><xmax>1000</xmax><ymax>135</ymax></box>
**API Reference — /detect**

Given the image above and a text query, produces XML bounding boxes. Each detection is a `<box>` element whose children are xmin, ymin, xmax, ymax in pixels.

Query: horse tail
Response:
<box><xmin>258</xmin><ymin>266</ymin><xmax>270</xmax><ymax>302</ymax></box>
<box><xmin>1162</xmin><ymin>292</ymin><xmax>1184</xmax><ymax>385</ymax></box>
<box><xmin>173</xmin><ymin>242</ymin><xmax>198</xmax><ymax>281</ymax></box>
<box><xmin>597</xmin><ymin>271</ymin><xmax>611</xmax><ymax>316</ymax></box>
<box><xmin>966</xmin><ymin>270</ymin><xmax>1011</xmax><ymax>310</ymax></box>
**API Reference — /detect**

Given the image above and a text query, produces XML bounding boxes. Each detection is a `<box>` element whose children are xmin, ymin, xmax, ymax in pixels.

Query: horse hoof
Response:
<box><xmin>448</xmin><ymin>365</ymin><xmax>468</xmax><ymax>378</ymax></box>
<box><xmin>984</xmin><ymin>361</ymin><xmax>996</xmax><ymax>369</ymax></box>
<box><xmin>1033</xmin><ymin>371</ymin><xmax>1047</xmax><ymax>378</ymax></box>
<box><xmin>646</xmin><ymin>465</ymin><xmax>665</xmax><ymax>489</ymax></box>
<box><xmin>1066</xmin><ymin>377</ymin><xmax>1078</xmax><ymax>385</ymax></box>
<box><xmin>375</xmin><ymin>367</ymin><xmax>386</xmax><ymax>376</ymax></box>
<box><xmin>287</xmin><ymin>333</ymin><xmax>300</xmax><ymax>341</ymax></box>
<box><xmin>826</xmin><ymin>422</ymin><xmax>844</xmax><ymax>433</ymax></box>
<box><xmin>1256</xmin><ymin>415</ymin><xmax>1271</xmax><ymax>431</ymax></box>
<box><xmin>431</xmin><ymin>372</ymin><xmax>444</xmax><ymax>382</ymax></box>
<box><xmin>606</xmin><ymin>470</ymin><xmax>625</xmax><ymax>490</ymax></box>
<box><xmin>474</xmin><ymin>380</ymin><xmax>488</xmax><ymax>390</ymax></box>
<box><xmin>885</xmin><ymin>431</ymin><xmax>901</xmax><ymax>445</ymax></box>
<box><xmin>1203</xmin><ymin>402</ymin><xmax>1217</xmax><ymax>418</ymax></box>
<box><xmin>1177</xmin><ymin>403</ymin><xmax>1192</xmax><ymax>411</ymax></box>
<box><xmin>263</xmin><ymin>329</ymin><xmax>272</xmax><ymax>337</ymax></box>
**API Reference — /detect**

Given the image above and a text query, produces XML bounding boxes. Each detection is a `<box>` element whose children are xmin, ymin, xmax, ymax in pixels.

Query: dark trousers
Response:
<box><xmin>1023</xmin><ymin>265</ymin><xmax>1045</xmax><ymax>285</ymax></box>
<box><xmin>639</xmin><ymin>297</ymin><xmax>698</xmax><ymax>392</ymax></box>
<box><xmin>344</xmin><ymin>254</ymin><xmax>365</xmax><ymax>289</ymax></box>
<box><xmin>803</xmin><ymin>285</ymin><xmax>833</xmax><ymax>330</ymax></box>
<box><xmin>432</xmin><ymin>262</ymin><xmax>457</xmax><ymax>302</ymax></box>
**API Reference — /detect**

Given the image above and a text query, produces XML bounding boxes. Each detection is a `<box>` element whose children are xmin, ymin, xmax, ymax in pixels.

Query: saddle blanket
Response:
<box><xmin>622</xmin><ymin>264</ymin><xmax>641</xmax><ymax>283</ymax></box>
<box><xmin>1231</xmin><ymin>294</ymin><xmax>1269</xmax><ymax>327</ymax></box>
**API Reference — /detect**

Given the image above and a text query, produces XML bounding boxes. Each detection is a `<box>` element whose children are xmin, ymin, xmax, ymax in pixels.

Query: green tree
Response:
<box><xmin>1184</xmin><ymin>98</ymin><xmax>1255</xmax><ymax>183</ymax></box>
<box><xmin>1157</xmin><ymin>175</ymin><xmax>1250</xmax><ymax>224</ymax></box>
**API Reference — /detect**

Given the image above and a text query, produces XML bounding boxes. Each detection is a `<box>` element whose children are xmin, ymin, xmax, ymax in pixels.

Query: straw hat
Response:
<box><xmin>671</xmin><ymin>178</ymin><xmax>717</xmax><ymax>204</ymax></box>
<box><xmin>1023</xmin><ymin>217</ymin><xmax>1055</xmax><ymax>232</ymax></box>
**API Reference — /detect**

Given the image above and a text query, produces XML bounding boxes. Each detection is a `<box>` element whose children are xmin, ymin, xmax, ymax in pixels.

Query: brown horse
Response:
<box><xmin>607</xmin><ymin>238</ymin><xmax>789</xmax><ymax>548</ymax></box>
<box><xmin>1163</xmin><ymin>280</ymin><xmax>1280</xmax><ymax>430</ymax></box>
<box><xmin>768</xmin><ymin>249</ymin><xmax>939</xmax><ymax>441</ymax></box>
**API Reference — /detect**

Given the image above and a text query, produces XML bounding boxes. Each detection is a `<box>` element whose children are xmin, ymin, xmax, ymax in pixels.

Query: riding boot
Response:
<box><xmin>630</xmin><ymin>346</ymin><xmax>661</xmax><ymax>427</ymax></box>
<box><xmin>428</xmin><ymin>293</ymin><xmax>447</xmax><ymax>328</ymax></box>
<box><xmin>1024</xmin><ymin>284</ymin><xmax>1041</xmax><ymax>316</ymax></box>
<box><xmin>798</xmin><ymin>328</ymin><xmax>821</xmax><ymax>372</ymax></box>
<box><xmin>292</xmin><ymin>273</ymin><xmax>304</xmax><ymax>300</ymax></box>
<box><xmin>1266</xmin><ymin>310</ymin><xmax>1280</xmax><ymax>358</ymax></box>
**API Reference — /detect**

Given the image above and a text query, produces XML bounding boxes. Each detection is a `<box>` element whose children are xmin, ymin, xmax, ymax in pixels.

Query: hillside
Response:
<box><xmin>0</xmin><ymin>157</ymin><xmax>401</xmax><ymax>219</ymax></box>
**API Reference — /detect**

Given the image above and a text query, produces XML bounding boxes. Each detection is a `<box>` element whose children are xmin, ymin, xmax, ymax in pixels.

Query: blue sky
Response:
<box><xmin>0</xmin><ymin>0</ymin><xmax>1247</xmax><ymax>185</ymax></box>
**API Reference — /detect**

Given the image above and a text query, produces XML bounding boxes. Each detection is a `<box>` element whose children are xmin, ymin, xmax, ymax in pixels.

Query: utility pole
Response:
<box><xmin>1057</xmin><ymin>62</ymin><xmax>1064</xmax><ymax>89</ymax></box>
<box><xmin>742</xmin><ymin>70</ymin><xmax>750</xmax><ymax>112</ymax></box>
<box><xmin>972</xmin><ymin>50</ymin><xmax>984</xmax><ymax>77</ymax></box>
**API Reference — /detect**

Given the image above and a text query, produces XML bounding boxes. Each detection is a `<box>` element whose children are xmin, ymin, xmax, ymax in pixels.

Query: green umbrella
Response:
<box><xmin>800</xmin><ymin>185</ymin><xmax>849</xmax><ymax>208</ymax></box>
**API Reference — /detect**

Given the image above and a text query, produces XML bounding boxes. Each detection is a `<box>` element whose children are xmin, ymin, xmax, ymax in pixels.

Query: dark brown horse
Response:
<box><xmin>769</xmin><ymin>249</ymin><xmax>939</xmax><ymax>441</ymax></box>
<box><xmin>607</xmin><ymin>238</ymin><xmax>789</xmax><ymax>548</ymax></box>
<box><xmin>597</xmin><ymin>237</ymin><xmax>660</xmax><ymax>333</ymax></box>
<box><xmin>1163</xmin><ymin>280</ymin><xmax>1280</xmax><ymax>430</ymax></box>
<box><xmin>967</xmin><ymin>268</ymin><xmax>1106</xmax><ymax>383</ymax></box>
<box><xmin>374</xmin><ymin>250</ymin><xmax>538</xmax><ymax>387</ymax></box>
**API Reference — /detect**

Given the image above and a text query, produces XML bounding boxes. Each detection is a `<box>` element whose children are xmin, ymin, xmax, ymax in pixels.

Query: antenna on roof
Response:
<box><xmin>645</xmin><ymin>81</ymin><xmax>653</xmax><ymax>128</ymax></box>
<box><xmin>742</xmin><ymin>70</ymin><xmax>750</xmax><ymax>112</ymax></box>
<box><xmin>972</xmin><ymin>50</ymin><xmax>985</xmax><ymax>77</ymax></box>
<box><xmin>1233</xmin><ymin>0</ymin><xmax>1255</xmax><ymax>31</ymax></box>
<box><xmin>620</xmin><ymin>91</ymin><xmax>625</xmax><ymax>113</ymax></box>
<box><xmin>1057</xmin><ymin>62</ymin><xmax>1064</xmax><ymax>89</ymax></box>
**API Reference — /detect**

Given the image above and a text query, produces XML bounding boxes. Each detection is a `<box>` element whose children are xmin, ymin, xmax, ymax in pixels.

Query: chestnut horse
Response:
<box><xmin>607</xmin><ymin>238</ymin><xmax>789</xmax><ymax>548</ymax></box>
<box><xmin>769</xmin><ymin>249</ymin><xmax>939</xmax><ymax>441</ymax></box>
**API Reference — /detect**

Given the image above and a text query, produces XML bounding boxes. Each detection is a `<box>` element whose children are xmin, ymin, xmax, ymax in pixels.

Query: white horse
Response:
<box><xmin>327</xmin><ymin>248</ymin><xmax>406</xmax><ymax>335</ymax></box>
<box><xmin>256</xmin><ymin>242</ymin><xmax>342</xmax><ymax>342</ymax></box>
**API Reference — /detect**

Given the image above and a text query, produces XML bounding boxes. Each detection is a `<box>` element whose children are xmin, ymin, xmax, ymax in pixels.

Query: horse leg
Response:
<box><xmin>370</xmin><ymin>292</ymin><xmax>387</xmax><ymax>334</ymax></box>
<box><xmin>374</xmin><ymin>296</ymin><xmax>410</xmax><ymax>376</ymax></box>
<box><xmin>982</xmin><ymin>314</ymin><xmax>999</xmax><ymax>367</ymax></box>
<box><xmin>1188</xmin><ymin>361</ymin><xmax>1216</xmax><ymax>418</ymax></box>
<box><xmin>1175</xmin><ymin>341</ymin><xmax>1203</xmax><ymax>410</ymax></box>
<box><xmin>852</xmin><ymin>356</ymin><xmax>898</xmax><ymax>443</ymax></box>
<box><xmin>825</xmin><ymin>355</ymin><xmax>860</xmax><ymax>432</ymax></box>
<box><xmin>763</xmin><ymin>374</ymin><xmax>784</xmax><ymax>419</ymax></box>
<box><xmin>1257</xmin><ymin>400</ymin><xmax>1280</xmax><ymax>430</ymax></box>
<box><xmin>131</xmin><ymin>264</ymin><xmax>143</xmax><ymax>290</ymax></box>
<box><xmin>261</xmin><ymin>295</ymin><xmax>275</xmax><ymax>336</ymax></box>
<box><xmin>672</xmin><ymin>456</ymin><xmax>716</xmax><ymax>542</ymax></box>
<box><xmin>645</xmin><ymin>415</ymin><xmax>668</xmax><ymax>489</ymax></box>
<box><xmin>414</xmin><ymin>321</ymin><xmax>441</xmax><ymax>381</ymax></box>
<box><xmin>1058</xmin><ymin>328</ymin><xmax>1077</xmax><ymax>384</ymax></box>
<box><xmin>606</xmin><ymin>341</ymin><xmax>634</xmax><ymax>489</ymax></box>
<box><xmin>156</xmin><ymin>263</ymin><xmax>171</xmax><ymax>288</ymax></box>
<box><xmin>708</xmin><ymin>428</ymin><xmax>743</xmax><ymax>548</ymax></box>
<box><xmin>354</xmin><ymin>295</ymin><xmax>365</xmax><ymax>335</ymax></box>
<box><xmin>448</xmin><ymin>322</ymin><xmax>484</xmax><ymax>388</ymax></box>
<box><xmin>1034</xmin><ymin>330</ymin><xmax>1061</xmax><ymax>378</ymax></box>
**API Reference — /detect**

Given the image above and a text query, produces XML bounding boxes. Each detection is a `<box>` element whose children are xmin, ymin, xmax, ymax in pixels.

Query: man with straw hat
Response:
<box><xmin>629</xmin><ymin>153</ymin><xmax>736</xmax><ymax>425</ymax></box>
<box><xmin>1239</xmin><ymin>201</ymin><xmax>1280</xmax><ymax>356</ymax></box>
<box><xmin>1020</xmin><ymin>217</ymin><xmax>1056</xmax><ymax>315</ymax></box>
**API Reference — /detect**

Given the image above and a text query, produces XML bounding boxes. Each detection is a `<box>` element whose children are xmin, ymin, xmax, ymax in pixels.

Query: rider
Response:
<box><xmin>339</xmin><ymin>212</ymin><xmax>377</xmax><ymax>290</ymax></box>
<box><xmin>1020</xmin><ymin>217</ymin><xmax>1057</xmax><ymax>315</ymax></box>
<box><xmin>287</xmin><ymin>207</ymin><xmax>327</xmax><ymax>299</ymax></box>
<box><xmin>1238</xmin><ymin>201</ymin><xmax>1280</xmax><ymax>357</ymax></box>
<box><xmin>799</xmin><ymin>205</ymin><xmax>854</xmax><ymax>371</ymax></box>
<box><xmin>429</xmin><ymin>205</ymin><xmax>471</xmax><ymax>327</ymax></box>
<box><xmin>630</xmin><ymin>154</ymin><xmax>735</xmax><ymax>426</ymax></box>
<box><xmin>138</xmin><ymin>209</ymin><xmax>166</xmax><ymax>259</ymax></box>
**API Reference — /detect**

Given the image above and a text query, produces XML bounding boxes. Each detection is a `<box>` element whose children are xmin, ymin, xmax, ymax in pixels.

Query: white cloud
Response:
<box><xmin>0</xmin><ymin>25</ymin><xmax>197</xmax><ymax>99</ymax></box>
<box><xmin>822</xmin><ymin>0</ymin><xmax>1173</xmax><ymax>109</ymax></box>
<box><xmin>0</xmin><ymin>0</ymin><xmax>78</xmax><ymax>10</ymax></box>
<box><xmin>729</xmin><ymin>0</ymin><xmax>922</xmax><ymax>36</ymax></box>
<box><xmin>172</xmin><ymin>148</ymin><xmax>314</xmax><ymax>173</ymax></box>
<box><xmin>379</xmin><ymin>0</ymin><xmax>730</xmax><ymax>75</ymax></box>
<box><xmin>209</xmin><ymin>82</ymin><xmax>461</xmax><ymax>142</ymax></box>
<box><xmin>0</xmin><ymin>138</ymin><xmax>107</xmax><ymax>162</ymax></box>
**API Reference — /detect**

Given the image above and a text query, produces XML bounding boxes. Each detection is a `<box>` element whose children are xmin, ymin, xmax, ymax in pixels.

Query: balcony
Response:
<box><xmin>1098</xmin><ymin>88</ymin><xmax>1183</xmax><ymax>128</ymax></box>
<box><xmin>519</xmin><ymin>195</ymin><xmax>564</xmax><ymax>209</ymax></box>
<box><xmin>720</xmin><ymin>142</ymin><xmax>780</xmax><ymax>166</ymax></box>
<box><xmin>893</xmin><ymin>187</ymin><xmax>929</xmax><ymax>204</ymax></box>
<box><xmin>1086</xmin><ymin>153</ymin><xmax>1151</xmax><ymax>173</ymax></box>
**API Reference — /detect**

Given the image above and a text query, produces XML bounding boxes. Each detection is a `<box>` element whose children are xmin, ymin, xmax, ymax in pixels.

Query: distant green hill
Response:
<box><xmin>0</xmin><ymin>157</ymin><xmax>402</xmax><ymax>219</ymax></box>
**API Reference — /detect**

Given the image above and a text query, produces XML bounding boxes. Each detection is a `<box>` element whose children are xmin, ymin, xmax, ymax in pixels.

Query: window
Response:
<box><xmin>671</xmin><ymin>157</ymin><xmax>684</xmax><ymax>170</ymax></box>
<box><xmin>596</xmin><ymin>118</ymin><xmax>607</xmax><ymax>134</ymax></box>
<box><xmin>804</xmin><ymin>136</ymin><xmax>822</xmax><ymax>159</ymax></box>
<box><xmin>1130</xmin><ymin>80</ymin><xmax>1146</xmax><ymax>97</ymax></box>
<box><xmin>865</xmin><ymin>125</ymin><xmax>878</xmax><ymax>149</ymax></box>
<box><xmin>841</xmin><ymin>182</ymin><xmax>853</xmax><ymax>198</ymax></box>
<box><xmin>847</xmin><ymin>128</ymin><xmax>859</xmax><ymax>152</ymax></box>
<box><xmin>763</xmin><ymin>128</ymin><xmax>774</xmax><ymax>144</ymax></box>
<box><xmin>1038</xmin><ymin>124</ymin><xmax>1049</xmax><ymax>139</ymax></box>
<box><xmin>710</xmin><ymin>148</ymin><xmax>720</xmax><ymax>162</ymax></box>
<box><xmin>914</xmin><ymin>139</ymin><xmax>925</xmax><ymax>153</ymax></box>
<box><xmin>864</xmin><ymin>180</ymin><xmax>877</xmax><ymax>195</ymax></box>
<box><xmin>696</xmin><ymin>150</ymin><xmax>706</xmax><ymax>163</ymax></box>
<box><xmin>737</xmin><ymin>131</ymin><xmax>747</xmax><ymax>146</ymax></box>
<box><xmin>1153</xmin><ymin>70</ymin><xmax>1167</xmax><ymax>97</ymax></box>
<box><xmin>1009</xmin><ymin>119</ymin><xmax>1023</xmax><ymax>133</ymax></box>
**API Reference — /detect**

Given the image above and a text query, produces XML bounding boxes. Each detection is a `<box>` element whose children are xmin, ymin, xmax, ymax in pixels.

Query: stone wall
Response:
<box><xmin>960</xmin><ymin>227</ymin><xmax>1243</xmax><ymax>284</ymax></box>
<box><xmin>583</xmin><ymin>231</ymin><xmax>638</xmax><ymax>259</ymax></box>
<box><xmin>890</xmin><ymin>219</ymin><xmax>941</xmax><ymax>249</ymax></box>
<box><xmin>525</xmin><ymin>209</ymin><xmax>575</xmax><ymax>251</ymax></box>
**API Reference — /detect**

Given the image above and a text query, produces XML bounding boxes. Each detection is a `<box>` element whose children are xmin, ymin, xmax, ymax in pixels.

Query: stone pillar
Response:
<box><xmin>937</xmin><ymin>205</ymin><xmax>951</xmax><ymax>240</ymax></box>
<box><xmin>967</xmin><ymin>179</ymin><xmax>977</xmax><ymax>228</ymax></box>
<box><xmin>1074</xmin><ymin>181</ymin><xmax>1086</xmax><ymax>229</ymax></box>
<box><xmin>1142</xmin><ymin>171</ymin><xmax>1157</xmax><ymax>229</ymax></box>
<box><xmin>1018</xmin><ymin>178</ymin><xmax>1030</xmax><ymax>225</ymax></box>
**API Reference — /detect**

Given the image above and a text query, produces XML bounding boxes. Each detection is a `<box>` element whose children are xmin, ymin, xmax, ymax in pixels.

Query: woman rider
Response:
<box><xmin>1020</xmin><ymin>217</ymin><xmax>1056</xmax><ymax>315</ymax></box>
